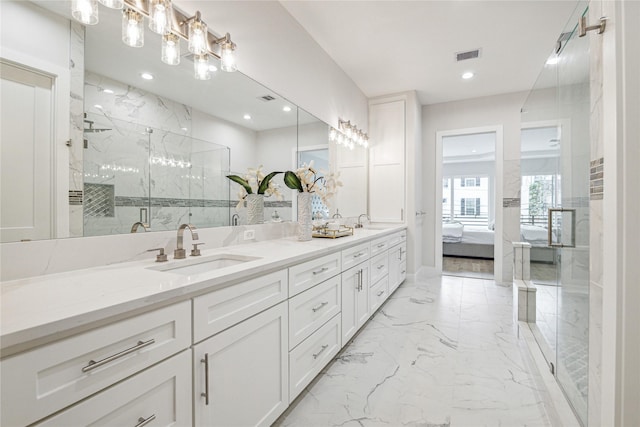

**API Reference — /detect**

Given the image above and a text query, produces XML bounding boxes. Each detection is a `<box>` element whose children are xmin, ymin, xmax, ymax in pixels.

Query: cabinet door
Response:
<box><xmin>369</xmin><ymin>99</ymin><xmax>405</xmax><ymax>222</ymax></box>
<box><xmin>341</xmin><ymin>262</ymin><xmax>370</xmax><ymax>344</ymax></box>
<box><xmin>388</xmin><ymin>245</ymin><xmax>401</xmax><ymax>294</ymax></box>
<box><xmin>194</xmin><ymin>302</ymin><xmax>288</xmax><ymax>427</ymax></box>
<box><xmin>36</xmin><ymin>351</ymin><xmax>192</xmax><ymax>427</ymax></box>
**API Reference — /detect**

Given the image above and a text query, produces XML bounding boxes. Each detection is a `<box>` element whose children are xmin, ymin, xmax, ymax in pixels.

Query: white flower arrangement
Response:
<box><xmin>284</xmin><ymin>161</ymin><xmax>343</xmax><ymax>207</ymax></box>
<box><xmin>226</xmin><ymin>165</ymin><xmax>283</xmax><ymax>210</ymax></box>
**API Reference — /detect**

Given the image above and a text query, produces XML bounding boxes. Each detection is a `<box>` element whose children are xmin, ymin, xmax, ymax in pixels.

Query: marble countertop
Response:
<box><xmin>1</xmin><ymin>226</ymin><xmax>405</xmax><ymax>356</ymax></box>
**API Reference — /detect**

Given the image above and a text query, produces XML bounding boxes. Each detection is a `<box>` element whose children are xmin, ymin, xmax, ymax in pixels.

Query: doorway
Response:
<box><xmin>439</xmin><ymin>131</ymin><xmax>496</xmax><ymax>279</ymax></box>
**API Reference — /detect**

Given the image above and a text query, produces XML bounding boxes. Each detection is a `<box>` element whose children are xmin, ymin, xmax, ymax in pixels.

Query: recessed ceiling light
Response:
<box><xmin>283</xmin><ymin>106</ymin><xmax>292</xmax><ymax>112</ymax></box>
<box><xmin>208</xmin><ymin>65</ymin><xmax>218</xmax><ymax>72</ymax></box>
<box><xmin>243</xmin><ymin>114</ymin><xmax>251</xmax><ymax>120</ymax></box>
<box><xmin>546</xmin><ymin>56</ymin><xmax>560</xmax><ymax>65</ymax></box>
<box><xmin>94</xmin><ymin>104</ymin><xmax>103</xmax><ymax>109</ymax></box>
<box><xmin>462</xmin><ymin>72</ymin><xmax>474</xmax><ymax>80</ymax></box>
<box><xmin>141</xmin><ymin>72</ymin><xmax>154</xmax><ymax>80</ymax></box>
<box><xmin>102</xmin><ymin>88</ymin><xmax>114</xmax><ymax>94</ymax></box>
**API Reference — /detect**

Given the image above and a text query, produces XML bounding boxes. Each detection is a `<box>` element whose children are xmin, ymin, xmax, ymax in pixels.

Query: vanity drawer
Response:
<box><xmin>0</xmin><ymin>301</ymin><xmax>191</xmax><ymax>427</ymax></box>
<box><xmin>193</xmin><ymin>269</ymin><xmax>288</xmax><ymax>343</ymax></box>
<box><xmin>289</xmin><ymin>252</ymin><xmax>341</xmax><ymax>297</ymax></box>
<box><xmin>289</xmin><ymin>275</ymin><xmax>341</xmax><ymax>350</ymax></box>
<box><xmin>370</xmin><ymin>251</ymin><xmax>389</xmax><ymax>285</ymax></box>
<box><xmin>370</xmin><ymin>235</ymin><xmax>390</xmax><ymax>257</ymax></box>
<box><xmin>388</xmin><ymin>230</ymin><xmax>407</xmax><ymax>248</ymax></box>
<box><xmin>370</xmin><ymin>275</ymin><xmax>389</xmax><ymax>314</ymax></box>
<box><xmin>341</xmin><ymin>242</ymin><xmax>370</xmax><ymax>271</ymax></box>
<box><xmin>289</xmin><ymin>313</ymin><xmax>341</xmax><ymax>402</ymax></box>
<box><xmin>36</xmin><ymin>350</ymin><xmax>192</xmax><ymax>427</ymax></box>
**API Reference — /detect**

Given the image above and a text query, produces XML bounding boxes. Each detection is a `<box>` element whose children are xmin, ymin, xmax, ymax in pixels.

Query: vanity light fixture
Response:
<box><xmin>98</xmin><ymin>0</ymin><xmax>123</xmax><ymax>9</ymax></box>
<box><xmin>462</xmin><ymin>71</ymin><xmax>475</xmax><ymax>80</ymax></box>
<box><xmin>122</xmin><ymin>8</ymin><xmax>144</xmax><ymax>48</ymax></box>
<box><xmin>161</xmin><ymin>33</ymin><xmax>180</xmax><ymax>65</ymax></box>
<box><xmin>330</xmin><ymin>119</ymin><xmax>369</xmax><ymax>150</ymax></box>
<box><xmin>208</xmin><ymin>64</ymin><xmax>218</xmax><ymax>72</ymax></box>
<box><xmin>148</xmin><ymin>0</ymin><xmax>172</xmax><ymax>35</ymax></box>
<box><xmin>72</xmin><ymin>0</ymin><xmax>99</xmax><ymax>25</ymax></box>
<box><xmin>72</xmin><ymin>0</ymin><xmax>238</xmax><ymax>76</ymax></box>
<box><xmin>194</xmin><ymin>54</ymin><xmax>211</xmax><ymax>80</ymax></box>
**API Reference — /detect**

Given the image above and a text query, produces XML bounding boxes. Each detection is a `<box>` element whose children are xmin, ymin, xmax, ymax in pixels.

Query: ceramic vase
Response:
<box><xmin>297</xmin><ymin>192</ymin><xmax>313</xmax><ymax>241</ymax></box>
<box><xmin>246</xmin><ymin>194</ymin><xmax>264</xmax><ymax>225</ymax></box>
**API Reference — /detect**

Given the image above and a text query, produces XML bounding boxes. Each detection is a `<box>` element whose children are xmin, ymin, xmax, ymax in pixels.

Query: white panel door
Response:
<box><xmin>1</xmin><ymin>61</ymin><xmax>53</xmax><ymax>242</ymax></box>
<box><xmin>369</xmin><ymin>100</ymin><xmax>405</xmax><ymax>222</ymax></box>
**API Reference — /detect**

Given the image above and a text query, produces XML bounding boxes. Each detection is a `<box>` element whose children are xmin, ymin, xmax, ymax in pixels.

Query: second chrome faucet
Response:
<box><xmin>174</xmin><ymin>223</ymin><xmax>199</xmax><ymax>259</ymax></box>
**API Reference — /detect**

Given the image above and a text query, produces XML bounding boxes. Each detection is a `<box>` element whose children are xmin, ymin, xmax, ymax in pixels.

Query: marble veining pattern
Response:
<box><xmin>275</xmin><ymin>274</ymin><xmax>552</xmax><ymax>427</ymax></box>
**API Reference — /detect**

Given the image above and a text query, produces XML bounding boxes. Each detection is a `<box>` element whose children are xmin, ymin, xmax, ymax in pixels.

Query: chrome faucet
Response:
<box><xmin>175</xmin><ymin>223</ymin><xmax>199</xmax><ymax>259</ymax></box>
<box><xmin>332</xmin><ymin>209</ymin><xmax>342</xmax><ymax>219</ymax></box>
<box><xmin>355</xmin><ymin>213</ymin><xmax>370</xmax><ymax>228</ymax></box>
<box><xmin>130</xmin><ymin>221</ymin><xmax>149</xmax><ymax>233</ymax></box>
<box><xmin>231</xmin><ymin>213</ymin><xmax>239</xmax><ymax>226</ymax></box>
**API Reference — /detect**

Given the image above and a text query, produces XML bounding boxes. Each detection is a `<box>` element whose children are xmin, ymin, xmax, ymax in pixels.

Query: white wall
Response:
<box><xmin>174</xmin><ymin>0</ymin><xmax>368</xmax><ymax>132</ymax></box>
<box><xmin>422</xmin><ymin>91</ymin><xmax>527</xmax><ymax>283</ymax></box>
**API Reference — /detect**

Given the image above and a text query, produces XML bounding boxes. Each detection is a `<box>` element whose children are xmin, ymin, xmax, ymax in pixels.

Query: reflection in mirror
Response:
<box><xmin>0</xmin><ymin>0</ymin><xmax>304</xmax><ymax>241</ymax></box>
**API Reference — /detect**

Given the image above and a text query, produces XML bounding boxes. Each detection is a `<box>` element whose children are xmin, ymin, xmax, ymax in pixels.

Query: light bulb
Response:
<box><xmin>122</xmin><ymin>9</ymin><xmax>144</xmax><ymax>48</ymax></box>
<box><xmin>194</xmin><ymin>54</ymin><xmax>211</xmax><ymax>80</ymax></box>
<box><xmin>345</xmin><ymin>125</ymin><xmax>352</xmax><ymax>139</ymax></box>
<box><xmin>161</xmin><ymin>33</ymin><xmax>180</xmax><ymax>65</ymax></box>
<box><xmin>337</xmin><ymin>133</ymin><xmax>344</xmax><ymax>145</ymax></box>
<box><xmin>98</xmin><ymin>0</ymin><xmax>123</xmax><ymax>9</ymax></box>
<box><xmin>220</xmin><ymin>37</ymin><xmax>237</xmax><ymax>72</ymax></box>
<box><xmin>328</xmin><ymin>128</ymin><xmax>337</xmax><ymax>141</ymax></box>
<box><xmin>149</xmin><ymin>0</ymin><xmax>172</xmax><ymax>35</ymax></box>
<box><xmin>188</xmin><ymin>19</ymin><xmax>208</xmax><ymax>55</ymax></box>
<box><xmin>71</xmin><ymin>0</ymin><xmax>98</xmax><ymax>25</ymax></box>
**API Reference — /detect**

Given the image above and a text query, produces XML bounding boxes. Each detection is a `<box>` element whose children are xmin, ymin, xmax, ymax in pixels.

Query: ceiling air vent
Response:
<box><xmin>258</xmin><ymin>95</ymin><xmax>276</xmax><ymax>102</ymax></box>
<box><xmin>455</xmin><ymin>49</ymin><xmax>481</xmax><ymax>62</ymax></box>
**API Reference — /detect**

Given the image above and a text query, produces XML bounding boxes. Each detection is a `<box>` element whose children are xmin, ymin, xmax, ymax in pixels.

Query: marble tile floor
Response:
<box><xmin>275</xmin><ymin>273</ymin><xmax>555</xmax><ymax>427</ymax></box>
<box><xmin>442</xmin><ymin>256</ymin><xmax>494</xmax><ymax>280</ymax></box>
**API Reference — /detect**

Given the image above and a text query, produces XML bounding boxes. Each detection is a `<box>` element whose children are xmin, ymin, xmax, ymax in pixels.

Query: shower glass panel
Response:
<box><xmin>83</xmin><ymin>113</ymin><xmax>230</xmax><ymax>236</ymax></box>
<box><xmin>520</xmin><ymin>3</ymin><xmax>590</xmax><ymax>425</ymax></box>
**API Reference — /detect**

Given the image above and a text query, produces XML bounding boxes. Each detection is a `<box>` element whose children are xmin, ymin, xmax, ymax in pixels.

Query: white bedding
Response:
<box><xmin>442</xmin><ymin>222</ymin><xmax>464</xmax><ymax>243</ymax></box>
<box><xmin>520</xmin><ymin>224</ymin><xmax>553</xmax><ymax>247</ymax></box>
<box><xmin>442</xmin><ymin>223</ymin><xmax>552</xmax><ymax>247</ymax></box>
<box><xmin>461</xmin><ymin>226</ymin><xmax>495</xmax><ymax>245</ymax></box>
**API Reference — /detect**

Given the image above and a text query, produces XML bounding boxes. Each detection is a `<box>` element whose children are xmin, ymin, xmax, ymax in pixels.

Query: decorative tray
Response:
<box><xmin>312</xmin><ymin>225</ymin><xmax>354</xmax><ymax>239</ymax></box>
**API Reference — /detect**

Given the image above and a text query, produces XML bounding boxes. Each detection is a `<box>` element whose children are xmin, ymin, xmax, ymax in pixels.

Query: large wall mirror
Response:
<box><xmin>0</xmin><ymin>0</ymin><xmax>338</xmax><ymax>243</ymax></box>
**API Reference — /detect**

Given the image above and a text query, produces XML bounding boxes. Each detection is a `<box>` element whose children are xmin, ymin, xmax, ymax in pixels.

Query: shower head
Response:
<box><xmin>83</xmin><ymin>119</ymin><xmax>111</xmax><ymax>133</ymax></box>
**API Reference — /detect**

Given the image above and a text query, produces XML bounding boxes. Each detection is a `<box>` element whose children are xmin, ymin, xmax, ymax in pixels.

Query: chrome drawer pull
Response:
<box><xmin>377</xmin><ymin>264</ymin><xmax>384</xmax><ymax>270</ymax></box>
<box><xmin>353</xmin><ymin>252</ymin><xmax>365</xmax><ymax>258</ymax></box>
<box><xmin>201</xmin><ymin>353</ymin><xmax>210</xmax><ymax>406</ymax></box>
<box><xmin>82</xmin><ymin>339</ymin><xmax>155</xmax><ymax>372</ymax></box>
<box><xmin>377</xmin><ymin>290</ymin><xmax>384</xmax><ymax>297</ymax></box>
<box><xmin>401</xmin><ymin>270</ymin><xmax>406</xmax><ymax>274</ymax></box>
<box><xmin>377</xmin><ymin>243</ymin><xmax>385</xmax><ymax>248</ymax></box>
<box><xmin>312</xmin><ymin>301</ymin><xmax>329</xmax><ymax>312</ymax></box>
<box><xmin>135</xmin><ymin>414</ymin><xmax>156</xmax><ymax>427</ymax></box>
<box><xmin>312</xmin><ymin>344</ymin><xmax>329</xmax><ymax>359</ymax></box>
<box><xmin>312</xmin><ymin>267</ymin><xmax>329</xmax><ymax>275</ymax></box>
<box><xmin>355</xmin><ymin>270</ymin><xmax>361</xmax><ymax>291</ymax></box>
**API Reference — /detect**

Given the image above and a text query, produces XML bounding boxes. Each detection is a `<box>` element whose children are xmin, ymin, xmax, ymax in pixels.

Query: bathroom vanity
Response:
<box><xmin>0</xmin><ymin>226</ymin><xmax>406</xmax><ymax>426</ymax></box>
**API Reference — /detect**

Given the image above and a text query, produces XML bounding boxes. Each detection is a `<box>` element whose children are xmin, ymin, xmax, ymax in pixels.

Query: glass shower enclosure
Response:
<box><xmin>520</xmin><ymin>3</ymin><xmax>590</xmax><ymax>425</ymax></box>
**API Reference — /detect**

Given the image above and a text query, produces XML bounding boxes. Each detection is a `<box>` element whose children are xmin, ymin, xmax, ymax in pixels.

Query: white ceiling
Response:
<box><xmin>281</xmin><ymin>0</ymin><xmax>580</xmax><ymax>105</ymax></box>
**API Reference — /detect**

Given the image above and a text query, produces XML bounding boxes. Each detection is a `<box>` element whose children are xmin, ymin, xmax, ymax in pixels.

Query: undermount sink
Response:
<box><xmin>148</xmin><ymin>254</ymin><xmax>260</xmax><ymax>275</ymax></box>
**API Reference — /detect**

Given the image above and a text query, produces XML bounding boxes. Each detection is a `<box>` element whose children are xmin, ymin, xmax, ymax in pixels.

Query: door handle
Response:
<box><xmin>547</xmin><ymin>208</ymin><xmax>576</xmax><ymax>248</ymax></box>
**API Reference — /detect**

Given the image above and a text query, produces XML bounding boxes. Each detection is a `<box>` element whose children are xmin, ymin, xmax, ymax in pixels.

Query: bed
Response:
<box><xmin>442</xmin><ymin>222</ymin><xmax>556</xmax><ymax>263</ymax></box>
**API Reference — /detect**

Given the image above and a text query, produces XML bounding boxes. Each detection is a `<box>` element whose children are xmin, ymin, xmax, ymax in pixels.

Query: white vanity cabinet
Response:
<box><xmin>341</xmin><ymin>261</ymin><xmax>370</xmax><ymax>343</ymax></box>
<box><xmin>389</xmin><ymin>242</ymin><xmax>407</xmax><ymax>294</ymax></box>
<box><xmin>0</xmin><ymin>301</ymin><xmax>191</xmax><ymax>427</ymax></box>
<box><xmin>36</xmin><ymin>350</ymin><xmax>192</xmax><ymax>427</ymax></box>
<box><xmin>194</xmin><ymin>301</ymin><xmax>289</xmax><ymax>427</ymax></box>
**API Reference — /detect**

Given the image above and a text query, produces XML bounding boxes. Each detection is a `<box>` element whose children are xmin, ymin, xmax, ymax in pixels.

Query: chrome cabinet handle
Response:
<box><xmin>312</xmin><ymin>267</ymin><xmax>329</xmax><ymax>275</ymax></box>
<box><xmin>82</xmin><ymin>339</ymin><xmax>155</xmax><ymax>372</ymax></box>
<box><xmin>135</xmin><ymin>414</ymin><xmax>156</xmax><ymax>427</ymax></box>
<box><xmin>377</xmin><ymin>264</ymin><xmax>384</xmax><ymax>270</ymax></box>
<box><xmin>377</xmin><ymin>243</ymin><xmax>385</xmax><ymax>248</ymax></box>
<box><xmin>201</xmin><ymin>353</ymin><xmax>210</xmax><ymax>406</ymax></box>
<box><xmin>377</xmin><ymin>290</ymin><xmax>384</xmax><ymax>297</ymax></box>
<box><xmin>359</xmin><ymin>268</ymin><xmax>363</xmax><ymax>291</ymax></box>
<box><xmin>312</xmin><ymin>344</ymin><xmax>329</xmax><ymax>359</ymax></box>
<box><xmin>355</xmin><ymin>270</ymin><xmax>361</xmax><ymax>291</ymax></box>
<box><xmin>312</xmin><ymin>301</ymin><xmax>329</xmax><ymax>312</ymax></box>
<box><xmin>401</xmin><ymin>270</ymin><xmax>406</xmax><ymax>275</ymax></box>
<box><xmin>353</xmin><ymin>252</ymin><xmax>365</xmax><ymax>258</ymax></box>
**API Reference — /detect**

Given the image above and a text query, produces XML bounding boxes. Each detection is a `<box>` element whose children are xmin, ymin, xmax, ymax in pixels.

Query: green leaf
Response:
<box><xmin>257</xmin><ymin>171</ymin><xmax>282</xmax><ymax>194</ymax></box>
<box><xmin>226</xmin><ymin>175</ymin><xmax>252</xmax><ymax>194</ymax></box>
<box><xmin>284</xmin><ymin>171</ymin><xmax>303</xmax><ymax>192</ymax></box>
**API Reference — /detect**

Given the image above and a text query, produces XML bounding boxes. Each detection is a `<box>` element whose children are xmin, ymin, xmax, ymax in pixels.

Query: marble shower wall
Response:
<box><xmin>68</xmin><ymin>22</ymin><xmax>85</xmax><ymax>237</ymax></box>
<box><xmin>83</xmin><ymin>72</ymin><xmax>231</xmax><ymax>236</ymax></box>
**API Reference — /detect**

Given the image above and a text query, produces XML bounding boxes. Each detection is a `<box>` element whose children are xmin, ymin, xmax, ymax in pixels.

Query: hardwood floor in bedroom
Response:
<box><xmin>443</xmin><ymin>256</ymin><xmax>494</xmax><ymax>279</ymax></box>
